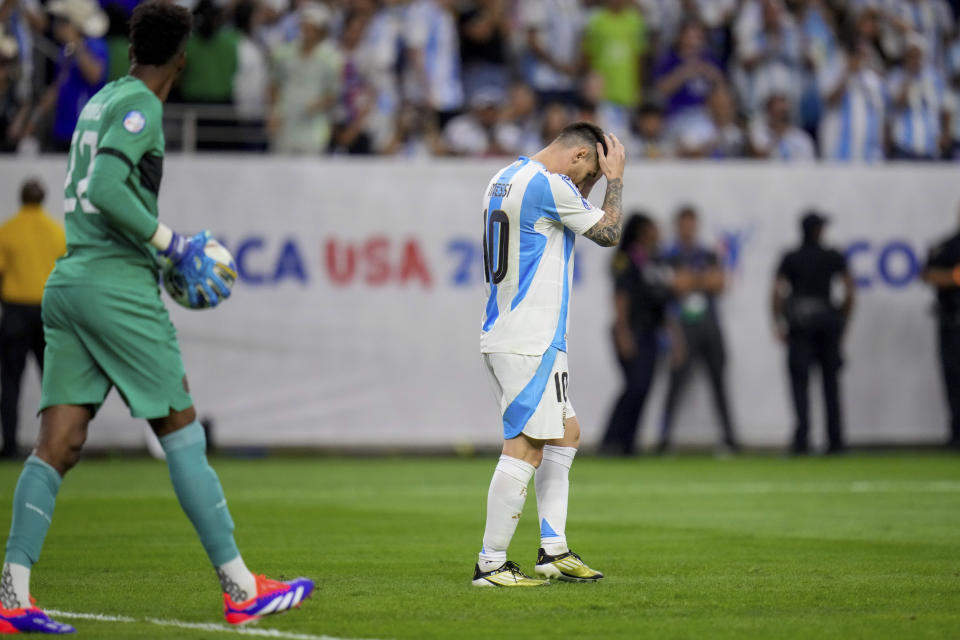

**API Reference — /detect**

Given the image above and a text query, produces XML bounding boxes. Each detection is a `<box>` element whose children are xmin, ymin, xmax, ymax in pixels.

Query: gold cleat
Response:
<box><xmin>534</xmin><ymin>548</ymin><xmax>604</xmax><ymax>582</ymax></box>
<box><xmin>472</xmin><ymin>561</ymin><xmax>550</xmax><ymax>587</ymax></box>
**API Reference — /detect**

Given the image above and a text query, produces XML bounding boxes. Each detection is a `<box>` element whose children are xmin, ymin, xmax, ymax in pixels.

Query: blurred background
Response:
<box><xmin>1</xmin><ymin>0</ymin><xmax>960</xmax><ymax>456</ymax></box>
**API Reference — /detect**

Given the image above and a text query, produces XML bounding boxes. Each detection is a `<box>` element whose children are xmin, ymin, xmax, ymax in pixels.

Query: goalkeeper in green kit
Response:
<box><xmin>0</xmin><ymin>2</ymin><xmax>313</xmax><ymax>634</ymax></box>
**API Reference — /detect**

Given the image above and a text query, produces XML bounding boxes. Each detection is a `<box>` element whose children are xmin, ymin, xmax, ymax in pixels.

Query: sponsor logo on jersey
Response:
<box><xmin>123</xmin><ymin>110</ymin><xmax>146</xmax><ymax>134</ymax></box>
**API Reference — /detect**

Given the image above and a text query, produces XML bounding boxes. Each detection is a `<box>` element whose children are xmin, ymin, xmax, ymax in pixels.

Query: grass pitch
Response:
<box><xmin>0</xmin><ymin>453</ymin><xmax>957</xmax><ymax>639</ymax></box>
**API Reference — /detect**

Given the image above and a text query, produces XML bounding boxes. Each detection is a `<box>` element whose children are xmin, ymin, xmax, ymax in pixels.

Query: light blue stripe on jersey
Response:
<box><xmin>550</xmin><ymin>228</ymin><xmax>575</xmax><ymax>351</ymax></box>
<box><xmin>502</xmin><ymin>346</ymin><xmax>559</xmax><ymax>439</ymax></box>
<box><xmin>837</xmin><ymin>92</ymin><xmax>852</xmax><ymax>160</ymax></box>
<box><xmin>511</xmin><ymin>173</ymin><xmax>553</xmax><ymax>311</ymax></box>
<box><xmin>483</xmin><ymin>159</ymin><xmax>529</xmax><ymax>332</ymax></box>
<box><xmin>864</xmin><ymin>96</ymin><xmax>879</xmax><ymax>161</ymax></box>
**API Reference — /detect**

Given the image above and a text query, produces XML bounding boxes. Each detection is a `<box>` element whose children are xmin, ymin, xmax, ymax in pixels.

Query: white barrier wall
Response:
<box><xmin>3</xmin><ymin>157</ymin><xmax>956</xmax><ymax>450</ymax></box>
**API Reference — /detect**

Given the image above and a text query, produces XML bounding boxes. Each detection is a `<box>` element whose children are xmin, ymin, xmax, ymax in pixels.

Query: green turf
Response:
<box><xmin>0</xmin><ymin>453</ymin><xmax>958</xmax><ymax>639</ymax></box>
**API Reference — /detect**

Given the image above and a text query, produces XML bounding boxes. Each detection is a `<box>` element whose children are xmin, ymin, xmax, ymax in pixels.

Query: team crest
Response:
<box><xmin>123</xmin><ymin>110</ymin><xmax>146</xmax><ymax>134</ymax></box>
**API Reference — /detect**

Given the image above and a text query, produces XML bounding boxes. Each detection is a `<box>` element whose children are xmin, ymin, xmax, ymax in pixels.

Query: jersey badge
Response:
<box><xmin>123</xmin><ymin>110</ymin><xmax>146</xmax><ymax>134</ymax></box>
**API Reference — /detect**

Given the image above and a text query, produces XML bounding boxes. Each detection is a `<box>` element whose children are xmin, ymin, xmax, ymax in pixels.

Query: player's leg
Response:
<box><xmin>149</xmin><ymin>393</ymin><xmax>314</xmax><ymax>624</ymax></box>
<box><xmin>0</xmin><ymin>404</ymin><xmax>91</xmax><ymax>635</ymax></box>
<box><xmin>473</xmin><ymin>433</ymin><xmax>546</xmax><ymax>587</ymax></box>
<box><xmin>473</xmin><ymin>351</ymin><xmax>555</xmax><ymax>587</ymax></box>
<box><xmin>534</xmin><ymin>412</ymin><xmax>603</xmax><ymax>582</ymax></box>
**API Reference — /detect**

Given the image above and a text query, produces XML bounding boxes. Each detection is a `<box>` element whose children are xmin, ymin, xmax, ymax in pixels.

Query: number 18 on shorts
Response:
<box><xmin>483</xmin><ymin>346</ymin><xmax>575</xmax><ymax>441</ymax></box>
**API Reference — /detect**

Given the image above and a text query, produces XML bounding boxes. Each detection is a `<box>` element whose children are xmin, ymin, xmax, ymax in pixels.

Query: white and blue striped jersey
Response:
<box><xmin>480</xmin><ymin>157</ymin><xmax>604</xmax><ymax>356</ymax></box>
<box><xmin>817</xmin><ymin>57</ymin><xmax>886</xmax><ymax>163</ymax></box>
<box><xmin>887</xmin><ymin>66</ymin><xmax>953</xmax><ymax>157</ymax></box>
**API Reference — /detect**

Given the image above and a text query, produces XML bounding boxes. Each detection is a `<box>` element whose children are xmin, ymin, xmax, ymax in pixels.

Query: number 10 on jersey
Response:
<box><xmin>483</xmin><ymin>209</ymin><xmax>509</xmax><ymax>285</ymax></box>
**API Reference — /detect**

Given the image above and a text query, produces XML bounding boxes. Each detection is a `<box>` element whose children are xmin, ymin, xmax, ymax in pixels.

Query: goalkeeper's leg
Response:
<box><xmin>1</xmin><ymin>404</ymin><xmax>90</xmax><ymax>634</ymax></box>
<box><xmin>150</xmin><ymin>404</ymin><xmax>313</xmax><ymax>624</ymax></box>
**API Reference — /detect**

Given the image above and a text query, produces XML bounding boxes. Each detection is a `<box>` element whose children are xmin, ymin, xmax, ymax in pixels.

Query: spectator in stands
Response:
<box><xmin>1</xmin><ymin>0</ymin><xmax>46</xmax><ymax>130</ymax></box>
<box><xmin>675</xmin><ymin>85</ymin><xmax>745</xmax><ymax>158</ymax></box>
<box><xmin>629</xmin><ymin>101</ymin><xmax>674</xmax><ymax>159</ymax></box>
<box><xmin>885</xmin><ymin>0</ymin><xmax>955</xmax><ymax>69</ymax></box>
<box><xmin>539</xmin><ymin>100</ymin><xmax>570</xmax><ymax>146</ymax></box>
<box><xmin>817</xmin><ymin>37</ymin><xmax>886</xmax><ymax>162</ymax></box>
<box><xmin>442</xmin><ymin>86</ymin><xmax>519</xmax><ymax>156</ymax></box>
<box><xmin>102</xmin><ymin>3</ymin><xmax>129</xmax><ymax>83</ymax></box>
<box><xmin>268</xmin><ymin>2</ymin><xmax>341</xmax><ymax>154</ymax></box>
<box><xmin>17</xmin><ymin>0</ymin><xmax>107</xmax><ymax>152</ymax></box>
<box><xmin>732</xmin><ymin>0</ymin><xmax>803</xmax><ymax>116</ymax></box>
<box><xmin>654</xmin><ymin>20</ymin><xmax>727</xmax><ymax>131</ymax></box>
<box><xmin>887</xmin><ymin>34</ymin><xmax>953</xmax><ymax>160</ymax></box>
<box><xmin>333</xmin><ymin>4</ymin><xmax>377</xmax><ymax>154</ymax></box>
<box><xmin>0</xmin><ymin>25</ymin><xmax>23</xmax><ymax>152</ymax></box>
<box><xmin>403</xmin><ymin>0</ymin><xmax>464</xmax><ymax>126</ymax></box>
<box><xmin>949</xmin><ymin>27</ymin><xmax>960</xmax><ymax>158</ymax></box>
<box><xmin>233</xmin><ymin>0</ymin><xmax>269</xmax><ymax>123</ymax></box>
<box><xmin>793</xmin><ymin>0</ymin><xmax>839</xmax><ymax>71</ymax></box>
<box><xmin>520</xmin><ymin>0</ymin><xmax>584</xmax><ymax>106</ymax></box>
<box><xmin>749</xmin><ymin>92</ymin><xmax>816</xmax><ymax>160</ymax></box>
<box><xmin>499</xmin><ymin>83</ymin><xmax>541</xmax><ymax>154</ymax></box>
<box><xmin>382</xmin><ymin>102</ymin><xmax>443</xmax><ymax>157</ymax></box>
<box><xmin>583</xmin><ymin>0</ymin><xmax>649</xmax><ymax>138</ymax></box>
<box><xmin>181</xmin><ymin>0</ymin><xmax>238</xmax><ymax>105</ymax></box>
<box><xmin>458</xmin><ymin>0</ymin><xmax>510</xmax><ymax>100</ymax></box>
<box><xmin>353</xmin><ymin>0</ymin><xmax>403</xmax><ymax>153</ymax></box>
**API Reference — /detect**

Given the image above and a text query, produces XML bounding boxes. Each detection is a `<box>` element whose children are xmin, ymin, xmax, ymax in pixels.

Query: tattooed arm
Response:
<box><xmin>583</xmin><ymin>133</ymin><xmax>626</xmax><ymax>247</ymax></box>
<box><xmin>583</xmin><ymin>177</ymin><xmax>623</xmax><ymax>247</ymax></box>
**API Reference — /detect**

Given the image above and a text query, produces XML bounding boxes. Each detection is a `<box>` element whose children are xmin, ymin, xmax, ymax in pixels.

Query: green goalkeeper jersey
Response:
<box><xmin>47</xmin><ymin>75</ymin><xmax>166</xmax><ymax>292</ymax></box>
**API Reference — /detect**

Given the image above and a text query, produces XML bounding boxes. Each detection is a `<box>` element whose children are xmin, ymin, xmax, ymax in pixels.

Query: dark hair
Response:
<box><xmin>20</xmin><ymin>178</ymin><xmax>45</xmax><ymax>205</ymax></box>
<box><xmin>130</xmin><ymin>1</ymin><xmax>192</xmax><ymax>67</ymax></box>
<box><xmin>675</xmin><ymin>205</ymin><xmax>698</xmax><ymax>222</ymax></box>
<box><xmin>620</xmin><ymin>212</ymin><xmax>655</xmax><ymax>251</ymax></box>
<box><xmin>554</xmin><ymin>121</ymin><xmax>607</xmax><ymax>156</ymax></box>
<box><xmin>234</xmin><ymin>0</ymin><xmax>256</xmax><ymax>35</ymax></box>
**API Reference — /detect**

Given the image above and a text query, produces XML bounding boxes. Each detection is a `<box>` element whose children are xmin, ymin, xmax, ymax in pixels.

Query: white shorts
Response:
<box><xmin>482</xmin><ymin>346</ymin><xmax>575</xmax><ymax>441</ymax></box>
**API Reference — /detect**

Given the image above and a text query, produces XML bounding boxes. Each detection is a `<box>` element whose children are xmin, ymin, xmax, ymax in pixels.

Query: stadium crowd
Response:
<box><xmin>1</xmin><ymin>0</ymin><xmax>960</xmax><ymax>159</ymax></box>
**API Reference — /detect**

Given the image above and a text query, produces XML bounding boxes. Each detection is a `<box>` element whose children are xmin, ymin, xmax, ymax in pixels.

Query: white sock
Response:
<box><xmin>1</xmin><ymin>563</ymin><xmax>31</xmax><ymax>609</ymax></box>
<box><xmin>216</xmin><ymin>555</ymin><xmax>257</xmax><ymax>603</ymax></box>
<box><xmin>478</xmin><ymin>455</ymin><xmax>536</xmax><ymax>572</ymax></box>
<box><xmin>535</xmin><ymin>445</ymin><xmax>576</xmax><ymax>556</ymax></box>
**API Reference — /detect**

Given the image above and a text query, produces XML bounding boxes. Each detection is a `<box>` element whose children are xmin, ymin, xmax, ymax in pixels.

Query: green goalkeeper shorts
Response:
<box><xmin>39</xmin><ymin>284</ymin><xmax>193</xmax><ymax>419</ymax></box>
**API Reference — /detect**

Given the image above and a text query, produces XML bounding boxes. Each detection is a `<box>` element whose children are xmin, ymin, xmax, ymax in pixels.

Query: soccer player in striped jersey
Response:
<box><xmin>472</xmin><ymin>122</ymin><xmax>626</xmax><ymax>587</ymax></box>
<box><xmin>0</xmin><ymin>3</ymin><xmax>312</xmax><ymax>633</ymax></box>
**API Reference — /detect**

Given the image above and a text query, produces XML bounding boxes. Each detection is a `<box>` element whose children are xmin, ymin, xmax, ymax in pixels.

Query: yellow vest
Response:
<box><xmin>0</xmin><ymin>205</ymin><xmax>67</xmax><ymax>305</ymax></box>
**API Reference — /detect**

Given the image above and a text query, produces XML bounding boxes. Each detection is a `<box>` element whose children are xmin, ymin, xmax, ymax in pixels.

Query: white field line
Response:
<box><xmin>46</xmin><ymin>610</ymin><xmax>384</xmax><ymax>640</ymax></box>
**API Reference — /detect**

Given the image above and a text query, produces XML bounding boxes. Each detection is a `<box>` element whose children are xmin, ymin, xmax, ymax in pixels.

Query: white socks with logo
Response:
<box><xmin>478</xmin><ymin>455</ymin><xmax>536</xmax><ymax>572</ymax></box>
<box><xmin>535</xmin><ymin>445</ymin><xmax>577</xmax><ymax>556</ymax></box>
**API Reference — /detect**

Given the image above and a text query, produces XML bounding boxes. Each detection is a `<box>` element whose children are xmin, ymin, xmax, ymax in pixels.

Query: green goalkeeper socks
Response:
<box><xmin>160</xmin><ymin>421</ymin><xmax>240</xmax><ymax>567</ymax></box>
<box><xmin>4</xmin><ymin>455</ymin><xmax>62</xmax><ymax>569</ymax></box>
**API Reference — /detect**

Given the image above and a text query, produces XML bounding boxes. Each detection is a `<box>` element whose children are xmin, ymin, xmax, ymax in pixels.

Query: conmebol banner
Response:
<box><xmin>4</xmin><ymin>158</ymin><xmax>955</xmax><ymax>450</ymax></box>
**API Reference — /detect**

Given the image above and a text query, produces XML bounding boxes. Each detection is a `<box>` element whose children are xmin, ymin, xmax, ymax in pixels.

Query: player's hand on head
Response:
<box><xmin>597</xmin><ymin>133</ymin><xmax>626</xmax><ymax>182</ymax></box>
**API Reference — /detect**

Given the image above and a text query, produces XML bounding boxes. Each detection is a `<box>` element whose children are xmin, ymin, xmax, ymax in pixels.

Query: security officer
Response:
<box><xmin>922</xmin><ymin>209</ymin><xmax>960</xmax><ymax>449</ymax></box>
<box><xmin>772</xmin><ymin>211</ymin><xmax>855</xmax><ymax>455</ymax></box>
<box><xmin>601</xmin><ymin>213</ymin><xmax>689</xmax><ymax>456</ymax></box>
<box><xmin>0</xmin><ymin>178</ymin><xmax>65</xmax><ymax>458</ymax></box>
<box><xmin>658</xmin><ymin>206</ymin><xmax>740</xmax><ymax>454</ymax></box>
